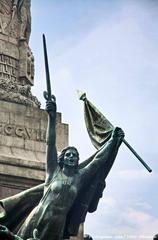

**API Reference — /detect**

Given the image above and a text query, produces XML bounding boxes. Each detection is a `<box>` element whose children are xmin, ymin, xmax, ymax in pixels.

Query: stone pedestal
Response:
<box><xmin>0</xmin><ymin>100</ymin><xmax>69</xmax><ymax>197</ymax></box>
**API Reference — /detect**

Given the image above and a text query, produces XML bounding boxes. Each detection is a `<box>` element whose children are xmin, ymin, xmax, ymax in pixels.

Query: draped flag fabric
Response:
<box><xmin>78</xmin><ymin>91</ymin><xmax>152</xmax><ymax>173</ymax></box>
<box><xmin>78</xmin><ymin>91</ymin><xmax>114</xmax><ymax>150</ymax></box>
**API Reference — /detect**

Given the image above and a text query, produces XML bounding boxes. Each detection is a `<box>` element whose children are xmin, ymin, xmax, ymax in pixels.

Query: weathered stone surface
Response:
<box><xmin>0</xmin><ymin>100</ymin><xmax>70</xmax><ymax>235</ymax></box>
<box><xmin>0</xmin><ymin>101</ymin><xmax>68</xmax><ymax>162</ymax></box>
<box><xmin>0</xmin><ymin>0</ymin><xmax>40</xmax><ymax>107</ymax></box>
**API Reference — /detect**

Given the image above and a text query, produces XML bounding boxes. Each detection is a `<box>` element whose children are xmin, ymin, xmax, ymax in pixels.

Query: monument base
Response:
<box><xmin>0</xmin><ymin>100</ymin><xmax>68</xmax><ymax>197</ymax></box>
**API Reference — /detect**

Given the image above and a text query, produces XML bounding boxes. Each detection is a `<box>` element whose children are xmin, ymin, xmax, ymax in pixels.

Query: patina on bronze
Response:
<box><xmin>0</xmin><ymin>100</ymin><xmax>124</xmax><ymax>239</ymax></box>
<box><xmin>0</xmin><ymin>225</ymin><xmax>39</xmax><ymax>240</ymax></box>
<box><xmin>0</xmin><ymin>37</ymin><xmax>124</xmax><ymax>239</ymax></box>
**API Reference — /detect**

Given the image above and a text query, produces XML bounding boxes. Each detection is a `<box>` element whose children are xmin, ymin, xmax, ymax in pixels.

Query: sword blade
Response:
<box><xmin>43</xmin><ymin>34</ymin><xmax>52</xmax><ymax>99</ymax></box>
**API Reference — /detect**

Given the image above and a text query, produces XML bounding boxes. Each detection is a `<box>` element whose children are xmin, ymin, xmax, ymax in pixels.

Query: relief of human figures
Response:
<box><xmin>0</xmin><ymin>0</ymin><xmax>31</xmax><ymax>42</ymax></box>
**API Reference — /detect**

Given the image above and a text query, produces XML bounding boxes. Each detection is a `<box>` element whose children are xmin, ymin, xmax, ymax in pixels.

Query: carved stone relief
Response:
<box><xmin>0</xmin><ymin>0</ymin><xmax>40</xmax><ymax>108</ymax></box>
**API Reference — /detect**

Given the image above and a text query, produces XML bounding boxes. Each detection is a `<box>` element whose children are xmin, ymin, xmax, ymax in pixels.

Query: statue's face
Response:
<box><xmin>63</xmin><ymin>148</ymin><xmax>79</xmax><ymax>168</ymax></box>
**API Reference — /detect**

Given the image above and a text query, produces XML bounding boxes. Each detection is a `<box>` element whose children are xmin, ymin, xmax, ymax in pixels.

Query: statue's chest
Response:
<box><xmin>49</xmin><ymin>174</ymin><xmax>78</xmax><ymax>203</ymax></box>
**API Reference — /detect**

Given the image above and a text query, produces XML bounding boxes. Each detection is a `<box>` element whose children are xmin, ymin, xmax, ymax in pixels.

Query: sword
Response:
<box><xmin>43</xmin><ymin>34</ymin><xmax>54</xmax><ymax>101</ymax></box>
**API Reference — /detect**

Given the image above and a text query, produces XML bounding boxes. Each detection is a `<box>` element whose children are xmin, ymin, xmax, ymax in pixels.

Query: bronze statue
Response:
<box><xmin>0</xmin><ymin>34</ymin><xmax>125</xmax><ymax>239</ymax></box>
<box><xmin>0</xmin><ymin>98</ymin><xmax>124</xmax><ymax>240</ymax></box>
<box><xmin>0</xmin><ymin>97</ymin><xmax>124</xmax><ymax>240</ymax></box>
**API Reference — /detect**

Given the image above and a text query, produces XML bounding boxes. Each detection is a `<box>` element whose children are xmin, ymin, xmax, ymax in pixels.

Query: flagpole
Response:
<box><xmin>123</xmin><ymin>139</ymin><xmax>152</xmax><ymax>172</ymax></box>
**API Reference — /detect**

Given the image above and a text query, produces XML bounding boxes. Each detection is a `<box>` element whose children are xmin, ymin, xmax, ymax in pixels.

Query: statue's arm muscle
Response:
<box><xmin>45</xmin><ymin>103</ymin><xmax>58</xmax><ymax>183</ymax></box>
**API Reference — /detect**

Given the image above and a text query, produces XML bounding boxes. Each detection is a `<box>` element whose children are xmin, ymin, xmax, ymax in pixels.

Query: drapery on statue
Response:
<box><xmin>0</xmin><ymin>95</ymin><xmax>125</xmax><ymax>239</ymax></box>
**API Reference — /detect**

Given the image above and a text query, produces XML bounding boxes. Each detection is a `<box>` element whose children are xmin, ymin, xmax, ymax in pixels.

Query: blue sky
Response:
<box><xmin>30</xmin><ymin>0</ymin><xmax>158</xmax><ymax>238</ymax></box>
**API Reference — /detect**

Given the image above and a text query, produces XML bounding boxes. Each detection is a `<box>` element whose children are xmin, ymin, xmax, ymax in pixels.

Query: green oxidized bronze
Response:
<box><xmin>0</xmin><ymin>96</ymin><xmax>125</xmax><ymax>239</ymax></box>
<box><xmin>0</xmin><ymin>225</ymin><xmax>39</xmax><ymax>240</ymax></box>
<box><xmin>0</xmin><ymin>36</ymin><xmax>125</xmax><ymax>240</ymax></box>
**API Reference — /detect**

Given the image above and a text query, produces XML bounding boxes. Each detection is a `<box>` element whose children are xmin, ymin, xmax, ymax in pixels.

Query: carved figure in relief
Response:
<box><xmin>0</xmin><ymin>0</ymin><xmax>39</xmax><ymax>107</ymax></box>
<box><xmin>0</xmin><ymin>78</ymin><xmax>40</xmax><ymax>107</ymax></box>
<box><xmin>0</xmin><ymin>0</ymin><xmax>12</xmax><ymax>34</ymax></box>
<box><xmin>0</xmin><ymin>0</ymin><xmax>31</xmax><ymax>42</ymax></box>
<box><xmin>11</xmin><ymin>0</ymin><xmax>31</xmax><ymax>42</ymax></box>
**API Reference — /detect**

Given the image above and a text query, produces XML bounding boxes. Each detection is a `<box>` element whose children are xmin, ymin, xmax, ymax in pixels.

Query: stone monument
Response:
<box><xmin>0</xmin><ymin>0</ymin><xmax>40</xmax><ymax>107</ymax></box>
<box><xmin>0</xmin><ymin>0</ymin><xmax>68</xmax><ymax>197</ymax></box>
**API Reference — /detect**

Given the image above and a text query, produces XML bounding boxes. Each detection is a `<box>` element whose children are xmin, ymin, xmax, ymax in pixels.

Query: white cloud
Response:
<box><xmin>85</xmin><ymin>200</ymin><xmax>157</xmax><ymax>237</ymax></box>
<box><xmin>123</xmin><ymin>208</ymin><xmax>158</xmax><ymax>235</ymax></box>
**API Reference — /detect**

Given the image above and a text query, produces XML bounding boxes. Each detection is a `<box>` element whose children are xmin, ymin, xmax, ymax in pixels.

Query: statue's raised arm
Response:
<box><xmin>45</xmin><ymin>97</ymin><xmax>58</xmax><ymax>184</ymax></box>
<box><xmin>79</xmin><ymin>127</ymin><xmax>124</xmax><ymax>183</ymax></box>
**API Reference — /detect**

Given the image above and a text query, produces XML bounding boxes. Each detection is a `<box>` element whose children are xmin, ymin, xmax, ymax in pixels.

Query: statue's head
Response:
<box><xmin>58</xmin><ymin>146</ymin><xmax>79</xmax><ymax>169</ymax></box>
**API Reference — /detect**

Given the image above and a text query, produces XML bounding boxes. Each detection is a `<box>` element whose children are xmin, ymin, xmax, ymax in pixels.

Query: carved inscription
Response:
<box><xmin>0</xmin><ymin>123</ymin><xmax>46</xmax><ymax>142</ymax></box>
<box><xmin>0</xmin><ymin>54</ymin><xmax>19</xmax><ymax>81</ymax></box>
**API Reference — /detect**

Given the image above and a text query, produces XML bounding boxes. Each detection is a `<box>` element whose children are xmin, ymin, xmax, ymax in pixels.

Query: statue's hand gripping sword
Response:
<box><xmin>43</xmin><ymin>34</ymin><xmax>55</xmax><ymax>101</ymax></box>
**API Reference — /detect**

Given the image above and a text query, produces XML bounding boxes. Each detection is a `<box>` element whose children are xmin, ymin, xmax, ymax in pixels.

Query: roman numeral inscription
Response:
<box><xmin>0</xmin><ymin>123</ymin><xmax>46</xmax><ymax>142</ymax></box>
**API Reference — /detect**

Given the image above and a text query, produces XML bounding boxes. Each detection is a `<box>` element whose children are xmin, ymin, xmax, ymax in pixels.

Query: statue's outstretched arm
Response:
<box><xmin>45</xmin><ymin>99</ymin><xmax>58</xmax><ymax>183</ymax></box>
<box><xmin>80</xmin><ymin>127</ymin><xmax>124</xmax><ymax>182</ymax></box>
